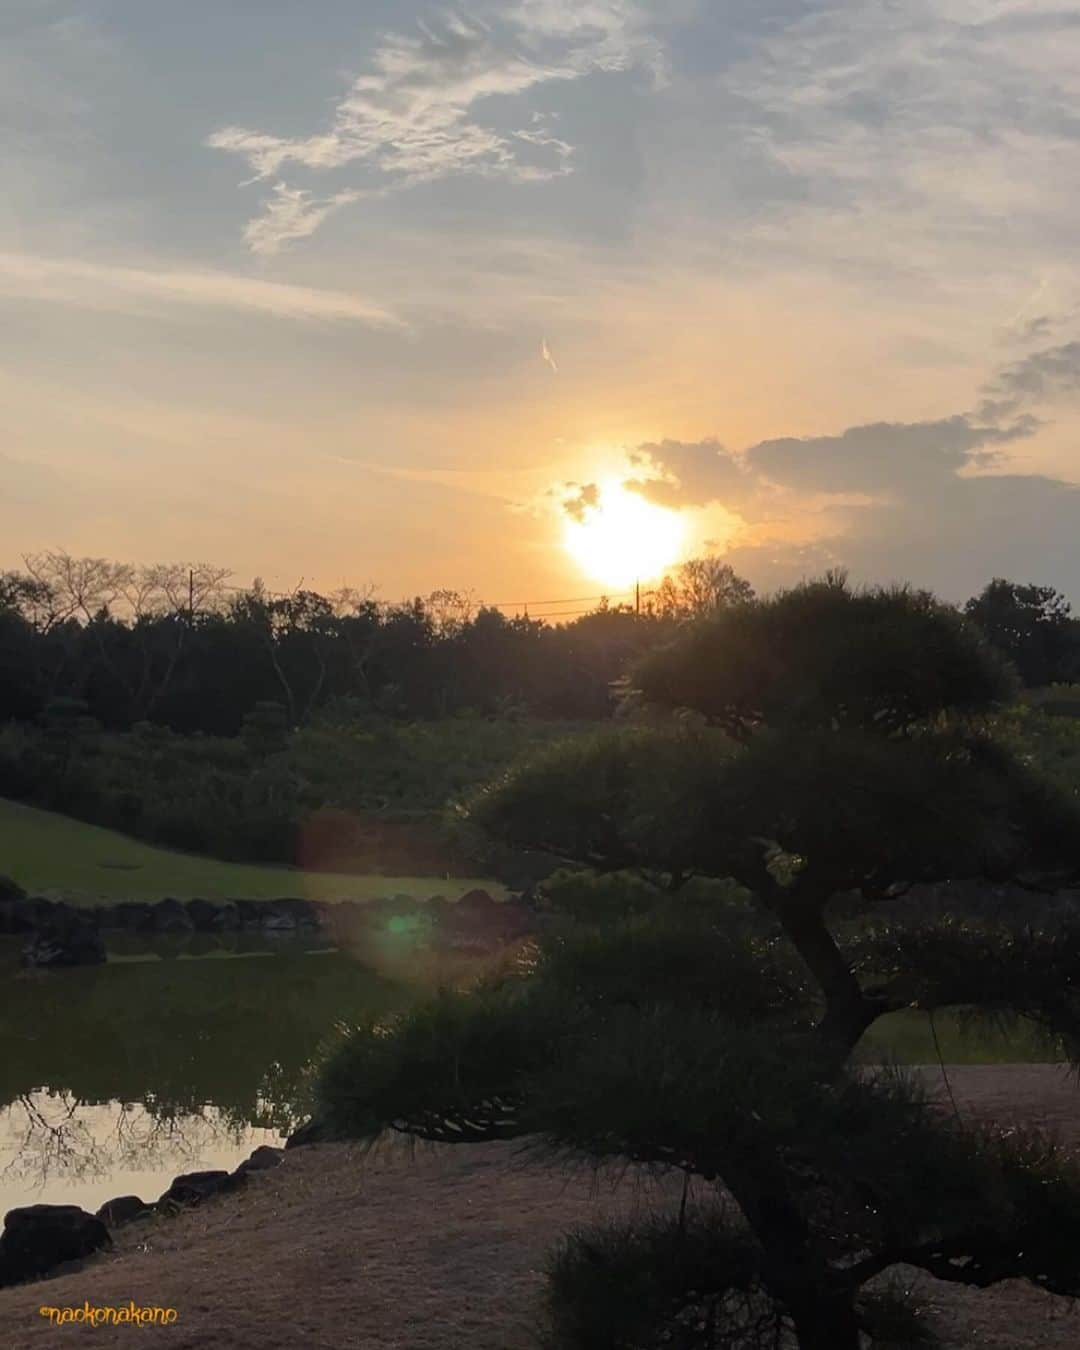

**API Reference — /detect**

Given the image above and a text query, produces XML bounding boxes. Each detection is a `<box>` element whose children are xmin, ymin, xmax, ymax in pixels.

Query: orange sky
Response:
<box><xmin>4</xmin><ymin>2</ymin><xmax>1080</xmax><ymax>604</ymax></box>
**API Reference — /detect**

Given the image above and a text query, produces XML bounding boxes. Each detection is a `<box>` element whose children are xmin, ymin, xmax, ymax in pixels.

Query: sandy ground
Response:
<box><xmin>2</xmin><ymin>1065</ymin><xmax>1080</xmax><ymax>1349</ymax></box>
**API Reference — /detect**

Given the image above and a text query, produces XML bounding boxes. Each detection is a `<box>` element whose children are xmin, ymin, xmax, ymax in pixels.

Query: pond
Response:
<box><xmin>1</xmin><ymin>931</ymin><xmax>1062</xmax><ymax>1219</ymax></box>
<box><xmin>0</xmin><ymin>932</ymin><xmax>413</xmax><ymax>1217</ymax></box>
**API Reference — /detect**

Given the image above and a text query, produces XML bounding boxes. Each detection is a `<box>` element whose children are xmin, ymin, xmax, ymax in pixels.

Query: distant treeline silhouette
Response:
<box><xmin>0</xmin><ymin>552</ymin><xmax>1077</xmax><ymax>735</ymax></box>
<box><xmin>0</xmin><ymin>553</ymin><xmax>756</xmax><ymax>733</ymax></box>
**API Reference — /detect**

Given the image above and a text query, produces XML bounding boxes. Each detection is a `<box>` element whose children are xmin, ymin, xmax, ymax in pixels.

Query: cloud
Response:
<box><xmin>626</xmin><ymin>438</ymin><xmax>753</xmax><ymax>510</ymax></box>
<box><xmin>0</xmin><ymin>252</ymin><xmax>403</xmax><ymax>327</ymax></box>
<box><xmin>784</xmin><ymin>469</ymin><xmax>1080</xmax><ymax>602</ymax></box>
<box><xmin>208</xmin><ymin>2</ymin><xmax>658</xmax><ymax>253</ymax></box>
<box><xmin>745</xmin><ymin>416</ymin><xmax>1034</xmax><ymax>496</ymax></box>
<box><xmin>678</xmin><ymin>0</ymin><xmax>1080</xmax><ymax>309</ymax></box>
<box><xmin>513</xmin><ymin>113</ymin><xmax>576</xmax><ymax>176</ymax></box>
<box><xmin>730</xmin><ymin>2</ymin><xmax>1080</xmax><ymax>194</ymax></box>
<box><xmin>607</xmin><ymin>394</ymin><xmax>1080</xmax><ymax>600</ymax></box>
<box><xmin>605</xmin><ymin>311</ymin><xmax>1080</xmax><ymax>599</ymax></box>
<box><xmin>1005</xmin><ymin>315</ymin><xmax>1058</xmax><ymax>344</ymax></box>
<box><xmin>979</xmin><ymin>339</ymin><xmax>1080</xmax><ymax>419</ymax></box>
<box><xmin>654</xmin><ymin>444</ymin><xmax>1080</xmax><ymax>602</ymax></box>
<box><xmin>562</xmin><ymin>481</ymin><xmax>600</xmax><ymax>520</ymax></box>
<box><xmin>240</xmin><ymin>184</ymin><xmax>362</xmax><ymax>259</ymax></box>
<box><xmin>623</xmin><ymin>417</ymin><xmax>1035</xmax><ymax>519</ymax></box>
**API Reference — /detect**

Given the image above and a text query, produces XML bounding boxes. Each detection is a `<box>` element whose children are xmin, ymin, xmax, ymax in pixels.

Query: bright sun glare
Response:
<box><xmin>562</xmin><ymin>481</ymin><xmax>687</xmax><ymax>591</ymax></box>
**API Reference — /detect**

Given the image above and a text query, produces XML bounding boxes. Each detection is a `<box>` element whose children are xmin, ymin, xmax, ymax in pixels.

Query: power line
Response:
<box><xmin>513</xmin><ymin>606</ymin><xmax>620</xmax><ymax>618</ymax></box>
<box><xmin>487</xmin><ymin>589</ymin><xmax>635</xmax><ymax>609</ymax></box>
<box><xmin>213</xmin><ymin>580</ymin><xmax>638</xmax><ymax>612</ymax></box>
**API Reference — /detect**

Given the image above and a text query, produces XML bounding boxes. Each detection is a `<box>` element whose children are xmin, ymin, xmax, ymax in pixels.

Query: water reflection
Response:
<box><xmin>0</xmin><ymin>935</ymin><xmax>411</xmax><ymax>1214</ymax></box>
<box><xmin>1</xmin><ymin>1094</ymin><xmax>283</xmax><ymax>1216</ymax></box>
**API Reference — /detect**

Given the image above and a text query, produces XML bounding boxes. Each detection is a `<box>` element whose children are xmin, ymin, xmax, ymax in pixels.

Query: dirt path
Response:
<box><xmin>2</xmin><ymin>1065</ymin><xmax>1079</xmax><ymax>1348</ymax></box>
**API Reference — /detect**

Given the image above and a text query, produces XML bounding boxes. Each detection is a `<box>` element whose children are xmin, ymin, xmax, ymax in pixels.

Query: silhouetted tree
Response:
<box><xmin>651</xmin><ymin>555</ymin><xmax>756</xmax><ymax>619</ymax></box>
<box><xmin>965</xmin><ymin>577</ymin><xmax>1080</xmax><ymax>687</ymax></box>
<box><xmin>314</xmin><ymin>578</ymin><xmax>1080</xmax><ymax>1350</ymax></box>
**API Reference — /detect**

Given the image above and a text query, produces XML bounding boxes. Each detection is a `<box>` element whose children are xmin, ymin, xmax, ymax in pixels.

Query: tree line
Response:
<box><xmin>1</xmin><ymin>550</ymin><xmax>1078</xmax><ymax>735</ymax></box>
<box><xmin>0</xmin><ymin>553</ymin><xmax>753</xmax><ymax>732</ymax></box>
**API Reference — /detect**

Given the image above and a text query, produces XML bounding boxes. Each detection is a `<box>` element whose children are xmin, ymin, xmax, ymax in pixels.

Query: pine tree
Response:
<box><xmin>315</xmin><ymin>578</ymin><xmax>1080</xmax><ymax>1349</ymax></box>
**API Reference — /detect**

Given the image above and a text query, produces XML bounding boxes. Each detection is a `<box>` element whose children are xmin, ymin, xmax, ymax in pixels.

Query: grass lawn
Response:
<box><xmin>858</xmin><ymin>1008</ymin><xmax>1062</xmax><ymax>1065</ymax></box>
<box><xmin>0</xmin><ymin>799</ymin><xmax>503</xmax><ymax>905</ymax></box>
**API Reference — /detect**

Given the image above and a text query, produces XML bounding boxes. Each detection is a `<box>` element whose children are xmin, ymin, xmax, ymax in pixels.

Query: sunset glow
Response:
<box><xmin>562</xmin><ymin>482</ymin><xmax>687</xmax><ymax>590</ymax></box>
<box><xmin>2</xmin><ymin>4</ymin><xmax>1080</xmax><ymax>602</ymax></box>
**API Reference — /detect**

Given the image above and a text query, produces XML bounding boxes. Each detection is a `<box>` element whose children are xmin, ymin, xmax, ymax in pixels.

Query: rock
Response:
<box><xmin>0</xmin><ymin>895</ymin><xmax>36</xmax><ymax>935</ymax></box>
<box><xmin>208</xmin><ymin>901</ymin><xmax>241</xmax><ymax>931</ymax></box>
<box><xmin>185</xmin><ymin>898</ymin><xmax>222</xmax><ymax>931</ymax></box>
<box><xmin>457</xmin><ymin>888</ymin><xmax>497</xmax><ymax>911</ymax></box>
<box><xmin>156</xmin><ymin>1169</ymin><xmax>244</xmax><ymax>1211</ymax></box>
<box><xmin>110</xmin><ymin>901</ymin><xmax>155</xmax><ymax>932</ymax></box>
<box><xmin>0</xmin><ymin>1205</ymin><xmax>110</xmax><ymax>1286</ymax></box>
<box><xmin>150</xmin><ymin>898</ymin><xmax>194</xmax><ymax>933</ymax></box>
<box><xmin>22</xmin><ymin>916</ymin><xmax>105</xmax><ymax>969</ymax></box>
<box><xmin>323</xmin><ymin>901</ymin><xmax>369</xmax><ymax>943</ymax></box>
<box><xmin>0</xmin><ymin>879</ymin><xmax>30</xmax><ymax>933</ymax></box>
<box><xmin>233</xmin><ymin>900</ymin><xmax>264</xmax><ymax>929</ymax></box>
<box><xmin>0</xmin><ymin>876</ymin><xmax>26</xmax><ymax>904</ymax></box>
<box><xmin>95</xmin><ymin>1195</ymin><xmax>151</xmax><ymax>1229</ymax></box>
<box><xmin>29</xmin><ymin>897</ymin><xmax>64</xmax><ymax>926</ymax></box>
<box><xmin>284</xmin><ymin>1118</ymin><xmax>329</xmax><ymax>1150</ymax></box>
<box><xmin>259</xmin><ymin>904</ymin><xmax>298</xmax><ymax>932</ymax></box>
<box><xmin>234</xmin><ymin>1145</ymin><xmax>284</xmax><ymax>1176</ymax></box>
<box><xmin>271</xmin><ymin>898</ymin><xmax>319</xmax><ymax>928</ymax></box>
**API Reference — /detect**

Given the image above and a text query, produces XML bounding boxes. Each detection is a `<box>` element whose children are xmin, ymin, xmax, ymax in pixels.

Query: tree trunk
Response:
<box><xmin>776</xmin><ymin>899</ymin><xmax>878</xmax><ymax>1059</ymax></box>
<box><xmin>722</xmin><ymin>1150</ymin><xmax>863</xmax><ymax>1350</ymax></box>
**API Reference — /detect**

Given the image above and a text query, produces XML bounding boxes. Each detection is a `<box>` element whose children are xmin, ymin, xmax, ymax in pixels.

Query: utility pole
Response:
<box><xmin>635</xmin><ymin>579</ymin><xmax>640</xmax><ymax>616</ymax></box>
<box><xmin>188</xmin><ymin>568</ymin><xmax>195</xmax><ymax>626</ymax></box>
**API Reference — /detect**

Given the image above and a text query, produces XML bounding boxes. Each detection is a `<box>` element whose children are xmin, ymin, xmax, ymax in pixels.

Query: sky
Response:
<box><xmin>3</xmin><ymin>0</ymin><xmax>1080</xmax><ymax>608</ymax></box>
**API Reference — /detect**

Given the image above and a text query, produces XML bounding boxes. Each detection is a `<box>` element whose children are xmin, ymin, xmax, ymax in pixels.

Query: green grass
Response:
<box><xmin>858</xmin><ymin>1008</ymin><xmax>1062</xmax><ymax>1065</ymax></box>
<box><xmin>0</xmin><ymin>798</ymin><xmax>503</xmax><ymax>904</ymax></box>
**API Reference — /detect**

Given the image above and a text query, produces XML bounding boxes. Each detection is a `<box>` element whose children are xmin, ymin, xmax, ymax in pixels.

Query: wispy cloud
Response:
<box><xmin>703</xmin><ymin>0</ymin><xmax>1080</xmax><ymax>299</ymax></box>
<box><xmin>241</xmin><ymin>184</ymin><xmax>362</xmax><ymax>258</ymax></box>
<box><xmin>979</xmin><ymin>339</ymin><xmax>1080</xmax><ymax>419</ymax></box>
<box><xmin>0</xmin><ymin>252</ymin><xmax>403</xmax><ymax>327</ymax></box>
<box><xmin>208</xmin><ymin>2</ymin><xmax>658</xmax><ymax>254</ymax></box>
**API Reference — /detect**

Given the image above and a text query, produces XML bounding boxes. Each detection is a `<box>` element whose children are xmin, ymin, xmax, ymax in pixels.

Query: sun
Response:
<box><xmin>562</xmin><ymin>480</ymin><xmax>687</xmax><ymax>591</ymax></box>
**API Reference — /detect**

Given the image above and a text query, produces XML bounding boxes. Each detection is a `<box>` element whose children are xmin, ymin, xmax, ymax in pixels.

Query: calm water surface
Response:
<box><xmin>0</xmin><ymin>933</ymin><xmax>411</xmax><ymax>1216</ymax></box>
